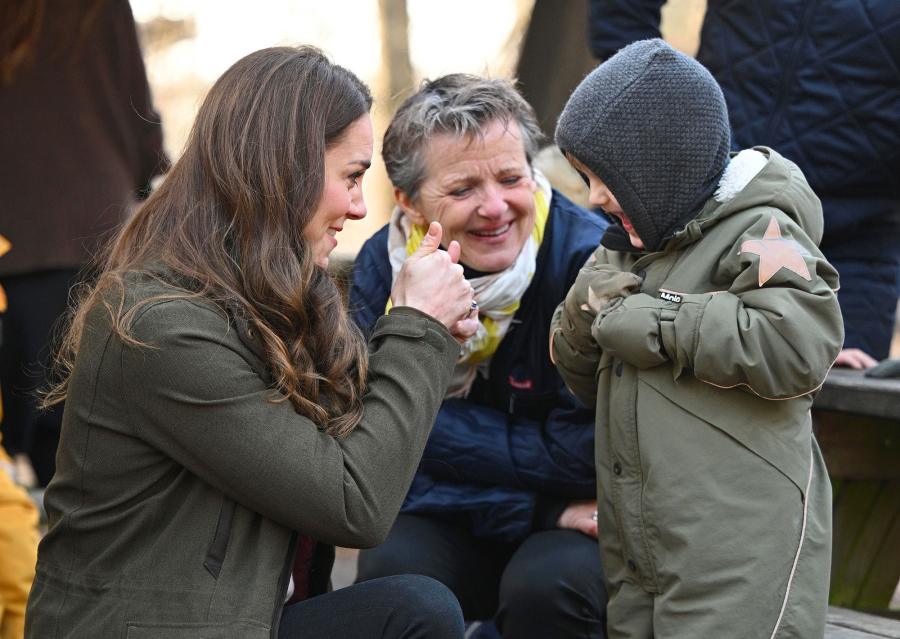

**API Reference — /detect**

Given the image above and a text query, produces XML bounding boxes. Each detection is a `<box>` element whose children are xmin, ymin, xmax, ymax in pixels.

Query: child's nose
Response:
<box><xmin>590</xmin><ymin>185</ymin><xmax>609</xmax><ymax>207</ymax></box>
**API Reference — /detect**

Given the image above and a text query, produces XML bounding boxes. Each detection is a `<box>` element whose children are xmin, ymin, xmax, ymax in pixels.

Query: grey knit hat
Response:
<box><xmin>555</xmin><ymin>39</ymin><xmax>730</xmax><ymax>251</ymax></box>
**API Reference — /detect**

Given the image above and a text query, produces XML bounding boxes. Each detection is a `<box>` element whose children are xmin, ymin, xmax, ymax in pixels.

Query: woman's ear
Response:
<box><xmin>395</xmin><ymin>188</ymin><xmax>428</xmax><ymax>226</ymax></box>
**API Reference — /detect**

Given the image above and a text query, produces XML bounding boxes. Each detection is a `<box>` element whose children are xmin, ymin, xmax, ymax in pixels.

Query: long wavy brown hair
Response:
<box><xmin>44</xmin><ymin>46</ymin><xmax>373</xmax><ymax>437</ymax></box>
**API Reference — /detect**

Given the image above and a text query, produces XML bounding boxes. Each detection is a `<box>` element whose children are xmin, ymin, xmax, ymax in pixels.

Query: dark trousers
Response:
<box><xmin>0</xmin><ymin>268</ymin><xmax>79</xmax><ymax>485</ymax></box>
<box><xmin>357</xmin><ymin>513</ymin><xmax>608</xmax><ymax>639</ymax></box>
<box><xmin>279</xmin><ymin>574</ymin><xmax>464</xmax><ymax>638</ymax></box>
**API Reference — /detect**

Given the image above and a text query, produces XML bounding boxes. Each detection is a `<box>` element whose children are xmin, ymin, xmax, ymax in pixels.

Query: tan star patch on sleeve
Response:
<box><xmin>740</xmin><ymin>216</ymin><xmax>812</xmax><ymax>287</ymax></box>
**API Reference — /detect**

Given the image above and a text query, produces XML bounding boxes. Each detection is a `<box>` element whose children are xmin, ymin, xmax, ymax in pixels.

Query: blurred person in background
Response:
<box><xmin>0</xmin><ymin>439</ymin><xmax>37</xmax><ymax>639</ymax></box>
<box><xmin>25</xmin><ymin>45</ymin><xmax>473</xmax><ymax>639</ymax></box>
<box><xmin>588</xmin><ymin>0</ymin><xmax>900</xmax><ymax>368</ymax></box>
<box><xmin>0</xmin><ymin>0</ymin><xmax>169</xmax><ymax>487</ymax></box>
<box><xmin>0</xmin><ymin>235</ymin><xmax>40</xmax><ymax>639</ymax></box>
<box><xmin>351</xmin><ymin>74</ymin><xmax>610</xmax><ymax>639</ymax></box>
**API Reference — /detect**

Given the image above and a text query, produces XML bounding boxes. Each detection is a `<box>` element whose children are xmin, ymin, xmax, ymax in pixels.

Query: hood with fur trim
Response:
<box><xmin>667</xmin><ymin>147</ymin><xmax>824</xmax><ymax>252</ymax></box>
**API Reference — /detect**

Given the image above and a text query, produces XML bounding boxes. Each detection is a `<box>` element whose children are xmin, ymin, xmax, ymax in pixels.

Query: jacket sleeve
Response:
<box><xmin>594</xmin><ymin>210</ymin><xmax>844</xmax><ymax>398</ymax></box>
<box><xmin>349</xmin><ymin>231</ymin><xmax>393</xmax><ymax>338</ymax></box>
<box><xmin>550</xmin><ymin>247</ymin><xmax>643</xmax><ymax>406</ymax></box>
<box><xmin>588</xmin><ymin>0</ymin><xmax>667</xmax><ymax>61</ymax></box>
<box><xmin>417</xmin><ymin>391</ymin><xmax>596</xmax><ymax>499</ymax></box>
<box><xmin>119</xmin><ymin>301</ymin><xmax>459</xmax><ymax>548</ymax></box>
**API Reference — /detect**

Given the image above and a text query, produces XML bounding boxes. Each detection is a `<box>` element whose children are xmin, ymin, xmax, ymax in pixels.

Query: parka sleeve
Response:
<box><xmin>550</xmin><ymin>246</ymin><xmax>643</xmax><ymax>405</ymax></box>
<box><xmin>594</xmin><ymin>210</ymin><xmax>843</xmax><ymax>399</ymax></box>
<box><xmin>119</xmin><ymin>301</ymin><xmax>459</xmax><ymax>548</ymax></box>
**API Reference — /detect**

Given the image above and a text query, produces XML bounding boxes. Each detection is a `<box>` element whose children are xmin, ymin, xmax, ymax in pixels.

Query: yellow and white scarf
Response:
<box><xmin>386</xmin><ymin>170</ymin><xmax>552</xmax><ymax>397</ymax></box>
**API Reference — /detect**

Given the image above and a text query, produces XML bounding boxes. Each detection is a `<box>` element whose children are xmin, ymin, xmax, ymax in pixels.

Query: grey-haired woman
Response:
<box><xmin>351</xmin><ymin>74</ymin><xmax>610</xmax><ymax>639</ymax></box>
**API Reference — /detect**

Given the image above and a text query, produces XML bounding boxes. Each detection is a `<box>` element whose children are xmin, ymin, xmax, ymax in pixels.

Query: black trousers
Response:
<box><xmin>0</xmin><ymin>268</ymin><xmax>79</xmax><ymax>485</ymax></box>
<box><xmin>279</xmin><ymin>574</ymin><xmax>464</xmax><ymax>638</ymax></box>
<box><xmin>357</xmin><ymin>513</ymin><xmax>608</xmax><ymax>639</ymax></box>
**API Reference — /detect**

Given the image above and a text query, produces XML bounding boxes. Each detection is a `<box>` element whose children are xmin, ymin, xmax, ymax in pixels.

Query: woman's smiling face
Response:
<box><xmin>396</xmin><ymin>119</ymin><xmax>537</xmax><ymax>273</ymax></box>
<box><xmin>304</xmin><ymin>114</ymin><xmax>373</xmax><ymax>268</ymax></box>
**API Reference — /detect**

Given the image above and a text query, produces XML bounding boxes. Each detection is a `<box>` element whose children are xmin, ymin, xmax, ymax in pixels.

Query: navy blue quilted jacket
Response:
<box><xmin>350</xmin><ymin>191</ymin><xmax>607</xmax><ymax>541</ymax></box>
<box><xmin>589</xmin><ymin>0</ymin><xmax>900</xmax><ymax>358</ymax></box>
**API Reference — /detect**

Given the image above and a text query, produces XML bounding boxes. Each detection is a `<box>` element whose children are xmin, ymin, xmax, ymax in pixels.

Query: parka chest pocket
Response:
<box><xmin>203</xmin><ymin>497</ymin><xmax>236</xmax><ymax>579</ymax></box>
<box><xmin>125</xmin><ymin>619</ymin><xmax>269</xmax><ymax>638</ymax></box>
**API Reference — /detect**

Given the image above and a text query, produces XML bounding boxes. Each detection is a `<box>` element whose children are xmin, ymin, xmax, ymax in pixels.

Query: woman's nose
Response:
<box><xmin>347</xmin><ymin>193</ymin><xmax>367</xmax><ymax>220</ymax></box>
<box><xmin>477</xmin><ymin>185</ymin><xmax>507</xmax><ymax>218</ymax></box>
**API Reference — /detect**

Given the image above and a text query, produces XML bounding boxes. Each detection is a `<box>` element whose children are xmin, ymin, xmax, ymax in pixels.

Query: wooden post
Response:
<box><xmin>514</xmin><ymin>0</ymin><xmax>596</xmax><ymax>139</ymax></box>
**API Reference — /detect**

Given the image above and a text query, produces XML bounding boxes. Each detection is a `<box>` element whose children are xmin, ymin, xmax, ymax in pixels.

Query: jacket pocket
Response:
<box><xmin>203</xmin><ymin>497</ymin><xmax>236</xmax><ymax>579</ymax></box>
<box><xmin>125</xmin><ymin>620</ymin><xmax>269</xmax><ymax>638</ymax></box>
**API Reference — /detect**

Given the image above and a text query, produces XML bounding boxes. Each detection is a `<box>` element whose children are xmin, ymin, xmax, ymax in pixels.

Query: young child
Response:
<box><xmin>551</xmin><ymin>39</ymin><xmax>843</xmax><ymax>638</ymax></box>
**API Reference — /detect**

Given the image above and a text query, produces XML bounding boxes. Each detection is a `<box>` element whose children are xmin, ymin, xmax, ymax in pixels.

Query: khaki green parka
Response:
<box><xmin>25</xmin><ymin>271</ymin><xmax>460</xmax><ymax>639</ymax></box>
<box><xmin>551</xmin><ymin>148</ymin><xmax>843</xmax><ymax>638</ymax></box>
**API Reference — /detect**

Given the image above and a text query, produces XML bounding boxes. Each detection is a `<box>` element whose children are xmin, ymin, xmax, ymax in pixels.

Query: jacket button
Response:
<box><xmin>615</xmin><ymin>362</ymin><xmax>624</xmax><ymax>377</ymax></box>
<box><xmin>627</xmin><ymin>559</ymin><xmax>638</xmax><ymax>572</ymax></box>
<box><xmin>613</xmin><ymin>461</ymin><xmax>622</xmax><ymax>475</ymax></box>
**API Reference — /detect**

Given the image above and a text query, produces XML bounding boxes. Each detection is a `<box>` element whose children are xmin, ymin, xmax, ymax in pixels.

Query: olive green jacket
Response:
<box><xmin>25</xmin><ymin>272</ymin><xmax>460</xmax><ymax>639</ymax></box>
<box><xmin>552</xmin><ymin>145</ymin><xmax>842</xmax><ymax>533</ymax></box>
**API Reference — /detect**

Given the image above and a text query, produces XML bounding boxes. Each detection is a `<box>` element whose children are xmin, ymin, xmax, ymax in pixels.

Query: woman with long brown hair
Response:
<box><xmin>24</xmin><ymin>46</ymin><xmax>475</xmax><ymax>639</ymax></box>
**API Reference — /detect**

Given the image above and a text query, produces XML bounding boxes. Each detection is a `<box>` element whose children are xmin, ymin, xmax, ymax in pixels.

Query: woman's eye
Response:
<box><xmin>501</xmin><ymin>176</ymin><xmax>522</xmax><ymax>186</ymax></box>
<box><xmin>346</xmin><ymin>171</ymin><xmax>364</xmax><ymax>188</ymax></box>
<box><xmin>450</xmin><ymin>187</ymin><xmax>472</xmax><ymax>197</ymax></box>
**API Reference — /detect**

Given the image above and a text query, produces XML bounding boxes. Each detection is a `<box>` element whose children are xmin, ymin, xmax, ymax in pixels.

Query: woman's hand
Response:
<box><xmin>557</xmin><ymin>499</ymin><xmax>598</xmax><ymax>539</ymax></box>
<box><xmin>834</xmin><ymin>347</ymin><xmax>878</xmax><ymax>370</ymax></box>
<box><xmin>391</xmin><ymin>221</ymin><xmax>475</xmax><ymax>331</ymax></box>
<box><xmin>449</xmin><ymin>308</ymin><xmax>480</xmax><ymax>344</ymax></box>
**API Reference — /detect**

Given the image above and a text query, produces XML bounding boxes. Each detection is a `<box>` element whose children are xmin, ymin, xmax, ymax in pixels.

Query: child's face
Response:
<box><xmin>568</xmin><ymin>156</ymin><xmax>644</xmax><ymax>250</ymax></box>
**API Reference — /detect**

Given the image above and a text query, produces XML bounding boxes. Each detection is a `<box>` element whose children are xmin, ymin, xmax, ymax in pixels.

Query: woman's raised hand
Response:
<box><xmin>391</xmin><ymin>222</ymin><xmax>477</xmax><ymax>334</ymax></box>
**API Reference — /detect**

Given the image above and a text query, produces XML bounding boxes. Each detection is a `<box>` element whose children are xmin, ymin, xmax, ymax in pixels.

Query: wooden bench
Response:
<box><xmin>826</xmin><ymin>607</ymin><xmax>900</xmax><ymax>638</ymax></box>
<box><xmin>813</xmin><ymin>368</ymin><xmax>900</xmax><ymax>613</ymax></box>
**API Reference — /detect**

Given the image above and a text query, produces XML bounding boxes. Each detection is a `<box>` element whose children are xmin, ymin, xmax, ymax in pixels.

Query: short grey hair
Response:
<box><xmin>382</xmin><ymin>74</ymin><xmax>544</xmax><ymax>201</ymax></box>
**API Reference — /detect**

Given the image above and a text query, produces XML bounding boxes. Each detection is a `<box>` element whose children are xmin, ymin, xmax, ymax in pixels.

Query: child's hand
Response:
<box><xmin>592</xmin><ymin>294</ymin><xmax>671</xmax><ymax>370</ymax></box>
<box><xmin>565</xmin><ymin>265</ymin><xmax>643</xmax><ymax>330</ymax></box>
<box><xmin>551</xmin><ymin>258</ymin><xmax>643</xmax><ymax>406</ymax></box>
